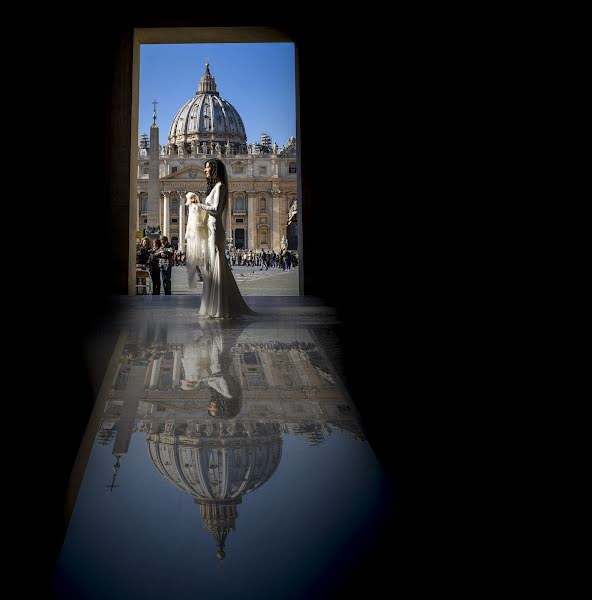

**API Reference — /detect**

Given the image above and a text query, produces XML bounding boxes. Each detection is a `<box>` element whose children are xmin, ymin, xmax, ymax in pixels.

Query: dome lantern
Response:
<box><xmin>198</xmin><ymin>62</ymin><xmax>218</xmax><ymax>96</ymax></box>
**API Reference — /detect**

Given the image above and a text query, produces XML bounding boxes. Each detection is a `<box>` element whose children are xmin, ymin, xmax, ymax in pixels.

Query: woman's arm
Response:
<box><xmin>197</xmin><ymin>184</ymin><xmax>225</xmax><ymax>217</ymax></box>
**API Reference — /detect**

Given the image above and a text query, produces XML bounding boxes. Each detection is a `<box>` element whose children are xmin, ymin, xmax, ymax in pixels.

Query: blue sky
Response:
<box><xmin>139</xmin><ymin>43</ymin><xmax>296</xmax><ymax>148</ymax></box>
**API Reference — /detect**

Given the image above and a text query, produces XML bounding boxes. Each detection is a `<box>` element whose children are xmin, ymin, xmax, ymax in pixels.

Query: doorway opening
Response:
<box><xmin>130</xmin><ymin>28</ymin><xmax>301</xmax><ymax>295</ymax></box>
<box><xmin>234</xmin><ymin>228</ymin><xmax>245</xmax><ymax>249</ymax></box>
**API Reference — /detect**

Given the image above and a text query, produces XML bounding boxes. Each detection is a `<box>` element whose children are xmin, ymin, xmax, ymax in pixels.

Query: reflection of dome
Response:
<box><xmin>147</xmin><ymin>422</ymin><xmax>281</xmax><ymax>557</ymax></box>
<box><xmin>168</xmin><ymin>63</ymin><xmax>247</xmax><ymax>149</ymax></box>
<box><xmin>148</xmin><ymin>424</ymin><xmax>281</xmax><ymax>500</ymax></box>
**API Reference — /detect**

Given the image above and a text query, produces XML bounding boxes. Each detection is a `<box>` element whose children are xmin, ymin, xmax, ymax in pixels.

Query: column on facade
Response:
<box><xmin>111</xmin><ymin>362</ymin><xmax>123</xmax><ymax>390</ymax></box>
<box><xmin>149</xmin><ymin>356</ymin><xmax>162</xmax><ymax>389</ymax></box>
<box><xmin>163</xmin><ymin>192</ymin><xmax>170</xmax><ymax>237</ymax></box>
<box><xmin>226</xmin><ymin>195</ymin><xmax>232</xmax><ymax>242</ymax></box>
<box><xmin>247</xmin><ymin>193</ymin><xmax>257</xmax><ymax>250</ymax></box>
<box><xmin>272</xmin><ymin>192</ymin><xmax>281</xmax><ymax>250</ymax></box>
<box><xmin>258</xmin><ymin>352</ymin><xmax>276</xmax><ymax>388</ymax></box>
<box><xmin>172</xmin><ymin>349</ymin><xmax>181</xmax><ymax>389</ymax></box>
<box><xmin>179</xmin><ymin>191</ymin><xmax>186</xmax><ymax>251</ymax></box>
<box><xmin>288</xmin><ymin>348</ymin><xmax>319</xmax><ymax>388</ymax></box>
<box><xmin>144</xmin><ymin>361</ymin><xmax>154</xmax><ymax>388</ymax></box>
<box><xmin>159</xmin><ymin>193</ymin><xmax>163</xmax><ymax>232</ymax></box>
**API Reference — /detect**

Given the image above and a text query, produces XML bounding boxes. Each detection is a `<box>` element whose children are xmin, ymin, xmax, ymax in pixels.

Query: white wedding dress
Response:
<box><xmin>185</xmin><ymin>202</ymin><xmax>207</xmax><ymax>288</ymax></box>
<box><xmin>179</xmin><ymin>318</ymin><xmax>243</xmax><ymax>419</ymax></box>
<box><xmin>179</xmin><ymin>320</ymin><xmax>232</xmax><ymax>393</ymax></box>
<box><xmin>188</xmin><ymin>183</ymin><xmax>255</xmax><ymax>318</ymax></box>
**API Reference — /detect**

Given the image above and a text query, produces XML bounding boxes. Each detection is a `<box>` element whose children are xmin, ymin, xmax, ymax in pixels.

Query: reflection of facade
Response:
<box><xmin>137</xmin><ymin>64</ymin><xmax>298</xmax><ymax>252</ymax></box>
<box><xmin>99</xmin><ymin>321</ymin><xmax>363</xmax><ymax>557</ymax></box>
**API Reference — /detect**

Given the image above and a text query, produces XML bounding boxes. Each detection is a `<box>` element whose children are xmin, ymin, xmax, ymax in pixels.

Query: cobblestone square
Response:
<box><xmin>162</xmin><ymin>264</ymin><xmax>299</xmax><ymax>296</ymax></box>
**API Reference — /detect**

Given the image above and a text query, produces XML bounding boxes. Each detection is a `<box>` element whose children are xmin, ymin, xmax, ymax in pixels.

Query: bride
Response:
<box><xmin>185</xmin><ymin>159</ymin><xmax>255</xmax><ymax>318</ymax></box>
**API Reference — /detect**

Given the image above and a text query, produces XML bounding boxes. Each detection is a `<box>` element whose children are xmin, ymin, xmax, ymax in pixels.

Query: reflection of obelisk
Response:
<box><xmin>105</xmin><ymin>456</ymin><xmax>121</xmax><ymax>492</ymax></box>
<box><xmin>109</xmin><ymin>363</ymin><xmax>144</xmax><ymax>488</ymax></box>
<box><xmin>112</xmin><ymin>365</ymin><xmax>144</xmax><ymax>456</ymax></box>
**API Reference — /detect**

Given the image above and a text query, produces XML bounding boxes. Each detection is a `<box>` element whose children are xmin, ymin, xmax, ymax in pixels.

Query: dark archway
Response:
<box><xmin>234</xmin><ymin>228</ymin><xmax>245</xmax><ymax>249</ymax></box>
<box><xmin>129</xmin><ymin>30</ymin><xmax>300</xmax><ymax>294</ymax></box>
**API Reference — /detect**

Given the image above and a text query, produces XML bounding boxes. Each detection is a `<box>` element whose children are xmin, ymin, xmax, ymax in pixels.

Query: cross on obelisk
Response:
<box><xmin>105</xmin><ymin>457</ymin><xmax>121</xmax><ymax>492</ymax></box>
<box><xmin>152</xmin><ymin>99</ymin><xmax>158</xmax><ymax>125</ymax></box>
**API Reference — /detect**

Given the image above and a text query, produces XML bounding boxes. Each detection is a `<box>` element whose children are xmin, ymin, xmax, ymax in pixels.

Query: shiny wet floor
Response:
<box><xmin>51</xmin><ymin>297</ymin><xmax>394</xmax><ymax>600</ymax></box>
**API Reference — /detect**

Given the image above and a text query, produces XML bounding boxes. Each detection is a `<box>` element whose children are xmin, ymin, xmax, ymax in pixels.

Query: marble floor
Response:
<box><xmin>49</xmin><ymin>296</ymin><xmax>395</xmax><ymax>600</ymax></box>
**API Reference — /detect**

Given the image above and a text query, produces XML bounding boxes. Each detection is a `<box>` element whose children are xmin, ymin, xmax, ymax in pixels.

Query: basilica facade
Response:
<box><xmin>136</xmin><ymin>63</ymin><xmax>298</xmax><ymax>252</ymax></box>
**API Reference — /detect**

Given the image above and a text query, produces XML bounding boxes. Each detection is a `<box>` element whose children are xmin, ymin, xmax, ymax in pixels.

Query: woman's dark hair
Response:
<box><xmin>208</xmin><ymin>390</ymin><xmax>242</xmax><ymax>419</ymax></box>
<box><xmin>205</xmin><ymin>158</ymin><xmax>228</xmax><ymax>195</ymax></box>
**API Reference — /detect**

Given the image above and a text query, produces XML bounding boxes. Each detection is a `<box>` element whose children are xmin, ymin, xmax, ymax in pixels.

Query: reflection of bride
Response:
<box><xmin>180</xmin><ymin>319</ymin><xmax>243</xmax><ymax>418</ymax></box>
<box><xmin>185</xmin><ymin>159</ymin><xmax>255</xmax><ymax>318</ymax></box>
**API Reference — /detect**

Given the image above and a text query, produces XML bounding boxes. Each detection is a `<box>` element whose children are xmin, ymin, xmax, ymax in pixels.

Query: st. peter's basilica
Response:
<box><xmin>136</xmin><ymin>63</ymin><xmax>298</xmax><ymax>253</ymax></box>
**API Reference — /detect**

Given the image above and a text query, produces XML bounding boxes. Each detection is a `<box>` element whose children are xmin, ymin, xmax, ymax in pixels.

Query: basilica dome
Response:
<box><xmin>147</xmin><ymin>422</ymin><xmax>282</xmax><ymax>558</ymax></box>
<box><xmin>167</xmin><ymin>63</ymin><xmax>247</xmax><ymax>154</ymax></box>
<box><xmin>147</xmin><ymin>422</ymin><xmax>281</xmax><ymax>501</ymax></box>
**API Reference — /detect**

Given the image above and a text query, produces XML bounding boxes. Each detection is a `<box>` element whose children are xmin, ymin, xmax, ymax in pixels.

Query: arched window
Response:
<box><xmin>172</xmin><ymin>197</ymin><xmax>179</xmax><ymax>215</ymax></box>
<box><xmin>140</xmin><ymin>195</ymin><xmax>148</xmax><ymax>212</ymax></box>
<box><xmin>235</xmin><ymin>196</ymin><xmax>245</xmax><ymax>211</ymax></box>
<box><xmin>260</xmin><ymin>197</ymin><xmax>267</xmax><ymax>213</ymax></box>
